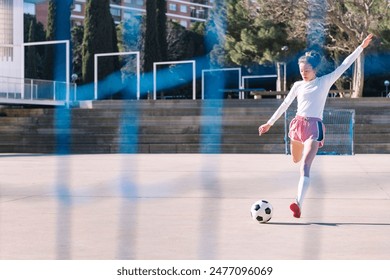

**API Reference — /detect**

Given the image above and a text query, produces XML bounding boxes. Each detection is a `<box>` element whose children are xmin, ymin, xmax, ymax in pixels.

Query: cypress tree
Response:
<box><xmin>71</xmin><ymin>25</ymin><xmax>84</xmax><ymax>78</ymax></box>
<box><xmin>82</xmin><ymin>0</ymin><xmax>120</xmax><ymax>84</ymax></box>
<box><xmin>26</xmin><ymin>20</ymin><xmax>38</xmax><ymax>79</ymax></box>
<box><xmin>24</xmin><ymin>15</ymin><xmax>45</xmax><ymax>79</ymax></box>
<box><xmin>156</xmin><ymin>0</ymin><xmax>168</xmax><ymax>61</ymax></box>
<box><xmin>53</xmin><ymin>0</ymin><xmax>72</xmax><ymax>83</ymax></box>
<box><xmin>44</xmin><ymin>0</ymin><xmax>56</xmax><ymax>80</ymax></box>
<box><xmin>143</xmin><ymin>0</ymin><xmax>161</xmax><ymax>73</ymax></box>
<box><xmin>110</xmin><ymin>17</ymin><xmax>121</xmax><ymax>71</ymax></box>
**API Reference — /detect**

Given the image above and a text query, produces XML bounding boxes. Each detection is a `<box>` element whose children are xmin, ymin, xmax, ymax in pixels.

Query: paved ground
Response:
<box><xmin>0</xmin><ymin>153</ymin><xmax>389</xmax><ymax>260</ymax></box>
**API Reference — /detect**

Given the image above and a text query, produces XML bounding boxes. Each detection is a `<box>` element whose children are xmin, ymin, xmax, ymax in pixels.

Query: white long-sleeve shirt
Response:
<box><xmin>267</xmin><ymin>45</ymin><xmax>363</xmax><ymax>125</ymax></box>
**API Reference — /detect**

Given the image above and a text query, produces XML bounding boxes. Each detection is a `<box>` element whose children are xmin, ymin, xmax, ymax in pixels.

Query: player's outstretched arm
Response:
<box><xmin>326</xmin><ymin>33</ymin><xmax>374</xmax><ymax>84</ymax></box>
<box><xmin>361</xmin><ymin>33</ymin><xmax>374</xmax><ymax>49</ymax></box>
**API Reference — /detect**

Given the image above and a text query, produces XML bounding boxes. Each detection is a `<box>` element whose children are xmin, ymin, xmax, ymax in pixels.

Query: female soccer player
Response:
<box><xmin>258</xmin><ymin>34</ymin><xmax>373</xmax><ymax>218</ymax></box>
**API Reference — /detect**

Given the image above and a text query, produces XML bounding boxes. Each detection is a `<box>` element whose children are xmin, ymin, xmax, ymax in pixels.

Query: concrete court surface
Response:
<box><xmin>0</xmin><ymin>153</ymin><xmax>389</xmax><ymax>260</ymax></box>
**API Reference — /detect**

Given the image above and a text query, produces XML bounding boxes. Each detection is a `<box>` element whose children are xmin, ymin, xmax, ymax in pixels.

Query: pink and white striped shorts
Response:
<box><xmin>288</xmin><ymin>115</ymin><xmax>326</xmax><ymax>148</ymax></box>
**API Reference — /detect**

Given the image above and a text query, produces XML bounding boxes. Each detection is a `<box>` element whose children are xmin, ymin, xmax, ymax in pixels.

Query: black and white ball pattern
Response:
<box><xmin>250</xmin><ymin>200</ymin><xmax>273</xmax><ymax>223</ymax></box>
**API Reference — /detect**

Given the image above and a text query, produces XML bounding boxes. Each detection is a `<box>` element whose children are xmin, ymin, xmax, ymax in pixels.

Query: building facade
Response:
<box><xmin>0</xmin><ymin>0</ymin><xmax>25</xmax><ymax>80</ymax></box>
<box><xmin>33</xmin><ymin>0</ymin><xmax>214</xmax><ymax>29</ymax></box>
<box><xmin>0</xmin><ymin>0</ymin><xmax>50</xmax><ymax>80</ymax></box>
<box><xmin>1</xmin><ymin>0</ymin><xmax>213</xmax><ymax>84</ymax></box>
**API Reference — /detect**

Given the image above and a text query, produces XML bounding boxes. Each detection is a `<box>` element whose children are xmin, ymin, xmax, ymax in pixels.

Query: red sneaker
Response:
<box><xmin>290</xmin><ymin>202</ymin><xmax>301</xmax><ymax>218</ymax></box>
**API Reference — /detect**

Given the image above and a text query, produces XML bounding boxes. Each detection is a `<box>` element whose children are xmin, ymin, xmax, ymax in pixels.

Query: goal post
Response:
<box><xmin>201</xmin><ymin>68</ymin><xmax>242</xmax><ymax>99</ymax></box>
<box><xmin>241</xmin><ymin>74</ymin><xmax>278</xmax><ymax>99</ymax></box>
<box><xmin>94</xmin><ymin>51</ymin><xmax>140</xmax><ymax>100</ymax></box>
<box><xmin>153</xmin><ymin>60</ymin><xmax>196</xmax><ymax>100</ymax></box>
<box><xmin>284</xmin><ymin>109</ymin><xmax>355</xmax><ymax>155</ymax></box>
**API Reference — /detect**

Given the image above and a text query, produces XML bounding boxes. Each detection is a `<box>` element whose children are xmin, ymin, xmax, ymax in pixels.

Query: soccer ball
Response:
<box><xmin>250</xmin><ymin>200</ymin><xmax>273</xmax><ymax>223</ymax></box>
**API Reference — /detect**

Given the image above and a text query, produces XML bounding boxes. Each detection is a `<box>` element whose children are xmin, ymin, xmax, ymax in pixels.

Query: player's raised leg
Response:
<box><xmin>290</xmin><ymin>140</ymin><xmax>304</xmax><ymax>163</ymax></box>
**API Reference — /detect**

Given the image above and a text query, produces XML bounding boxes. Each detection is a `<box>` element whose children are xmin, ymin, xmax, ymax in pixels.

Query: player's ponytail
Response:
<box><xmin>298</xmin><ymin>51</ymin><xmax>322</xmax><ymax>70</ymax></box>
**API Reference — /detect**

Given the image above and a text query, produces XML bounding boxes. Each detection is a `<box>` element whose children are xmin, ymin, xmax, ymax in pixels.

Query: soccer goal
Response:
<box><xmin>153</xmin><ymin>60</ymin><xmax>196</xmax><ymax>100</ymax></box>
<box><xmin>241</xmin><ymin>74</ymin><xmax>278</xmax><ymax>99</ymax></box>
<box><xmin>94</xmin><ymin>51</ymin><xmax>140</xmax><ymax>100</ymax></box>
<box><xmin>284</xmin><ymin>109</ymin><xmax>355</xmax><ymax>155</ymax></box>
<box><xmin>201</xmin><ymin>68</ymin><xmax>242</xmax><ymax>99</ymax></box>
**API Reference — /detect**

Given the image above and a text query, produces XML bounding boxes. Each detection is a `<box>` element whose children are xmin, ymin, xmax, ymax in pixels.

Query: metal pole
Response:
<box><xmin>193</xmin><ymin>62</ymin><xmax>196</xmax><ymax>100</ymax></box>
<box><xmin>276</xmin><ymin>62</ymin><xmax>281</xmax><ymax>91</ymax></box>
<box><xmin>201</xmin><ymin>71</ymin><xmax>205</xmax><ymax>100</ymax></box>
<box><xmin>94</xmin><ymin>55</ymin><xmax>98</xmax><ymax>100</ymax></box>
<box><xmin>384</xmin><ymin>80</ymin><xmax>390</xmax><ymax>98</ymax></box>
<box><xmin>65</xmin><ymin>41</ymin><xmax>70</xmax><ymax>108</ymax></box>
<box><xmin>283</xmin><ymin>62</ymin><xmax>287</xmax><ymax>91</ymax></box>
<box><xmin>153</xmin><ymin>63</ymin><xmax>157</xmax><ymax>100</ymax></box>
<box><xmin>136</xmin><ymin>53</ymin><xmax>140</xmax><ymax>100</ymax></box>
<box><xmin>30</xmin><ymin>79</ymin><xmax>33</xmax><ymax>100</ymax></box>
<box><xmin>74</xmin><ymin>83</ymin><xmax>77</xmax><ymax>101</ymax></box>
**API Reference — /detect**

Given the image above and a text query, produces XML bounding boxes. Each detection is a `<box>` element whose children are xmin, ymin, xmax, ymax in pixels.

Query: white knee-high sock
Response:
<box><xmin>297</xmin><ymin>176</ymin><xmax>310</xmax><ymax>206</ymax></box>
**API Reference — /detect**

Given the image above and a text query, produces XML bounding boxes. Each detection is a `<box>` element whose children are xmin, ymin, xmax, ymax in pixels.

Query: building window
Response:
<box><xmin>73</xmin><ymin>4</ymin><xmax>82</xmax><ymax>12</ymax></box>
<box><xmin>110</xmin><ymin>8</ymin><xmax>121</xmax><ymax>17</ymax></box>
<box><xmin>123</xmin><ymin>12</ymin><xmax>130</xmax><ymax>20</ymax></box>
<box><xmin>0</xmin><ymin>0</ymin><xmax>13</xmax><ymax>61</ymax></box>
<box><xmin>136</xmin><ymin>0</ymin><xmax>144</xmax><ymax>6</ymax></box>
<box><xmin>197</xmin><ymin>9</ymin><xmax>205</xmax><ymax>19</ymax></box>
<box><xmin>180</xmin><ymin>5</ymin><xmax>187</xmax><ymax>13</ymax></box>
<box><xmin>180</xmin><ymin>20</ymin><xmax>188</xmax><ymax>28</ymax></box>
<box><xmin>169</xmin><ymin>3</ymin><xmax>177</xmax><ymax>11</ymax></box>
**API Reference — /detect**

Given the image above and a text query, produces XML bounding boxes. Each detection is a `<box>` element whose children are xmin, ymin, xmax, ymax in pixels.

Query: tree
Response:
<box><xmin>157</xmin><ymin>0</ymin><xmax>168</xmax><ymax>62</ymax></box>
<box><xmin>41</xmin><ymin>0</ymin><xmax>72</xmax><ymax>82</ymax></box>
<box><xmin>141</xmin><ymin>0</ymin><xmax>162</xmax><ymax>98</ymax></box>
<box><xmin>53</xmin><ymin>0</ymin><xmax>72</xmax><ymax>83</ymax></box>
<box><xmin>71</xmin><ymin>25</ymin><xmax>84</xmax><ymax>79</ymax></box>
<box><xmin>82</xmin><ymin>0</ymin><xmax>120</xmax><ymax>86</ymax></box>
<box><xmin>204</xmin><ymin>0</ymin><xmax>228</xmax><ymax>67</ymax></box>
<box><xmin>255</xmin><ymin>0</ymin><xmax>319</xmax><ymax>42</ymax></box>
<box><xmin>44</xmin><ymin>0</ymin><xmax>56</xmax><ymax>80</ymax></box>
<box><xmin>225</xmin><ymin>0</ymin><xmax>304</xmax><ymax>72</ymax></box>
<box><xmin>116</xmin><ymin>16</ymin><xmax>143</xmax><ymax>99</ymax></box>
<box><xmin>143</xmin><ymin>0</ymin><xmax>161</xmax><ymax>73</ymax></box>
<box><xmin>165</xmin><ymin>21</ymin><xmax>206</xmax><ymax>98</ymax></box>
<box><xmin>26</xmin><ymin>20</ymin><xmax>38</xmax><ymax>79</ymax></box>
<box><xmin>167</xmin><ymin>21</ymin><xmax>205</xmax><ymax>60</ymax></box>
<box><xmin>219</xmin><ymin>0</ymin><xmax>305</xmax><ymax>95</ymax></box>
<box><xmin>118</xmin><ymin>17</ymin><xmax>142</xmax><ymax>52</ymax></box>
<box><xmin>190</xmin><ymin>21</ymin><xmax>206</xmax><ymax>36</ymax></box>
<box><xmin>24</xmin><ymin>14</ymin><xmax>46</xmax><ymax>44</ymax></box>
<box><xmin>117</xmin><ymin>15</ymin><xmax>143</xmax><ymax>77</ymax></box>
<box><xmin>24</xmin><ymin>14</ymin><xmax>45</xmax><ymax>79</ymax></box>
<box><xmin>255</xmin><ymin>0</ymin><xmax>390</xmax><ymax>97</ymax></box>
<box><xmin>363</xmin><ymin>1</ymin><xmax>390</xmax><ymax>96</ymax></box>
<box><xmin>377</xmin><ymin>2</ymin><xmax>390</xmax><ymax>50</ymax></box>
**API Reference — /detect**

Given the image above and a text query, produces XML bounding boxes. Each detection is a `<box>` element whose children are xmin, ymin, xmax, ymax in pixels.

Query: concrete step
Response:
<box><xmin>355</xmin><ymin>143</ymin><xmax>390</xmax><ymax>153</ymax></box>
<box><xmin>0</xmin><ymin>98</ymin><xmax>389</xmax><ymax>154</ymax></box>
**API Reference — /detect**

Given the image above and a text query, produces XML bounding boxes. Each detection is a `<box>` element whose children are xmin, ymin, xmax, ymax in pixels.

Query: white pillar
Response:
<box><xmin>0</xmin><ymin>0</ymin><xmax>23</xmax><ymax>80</ymax></box>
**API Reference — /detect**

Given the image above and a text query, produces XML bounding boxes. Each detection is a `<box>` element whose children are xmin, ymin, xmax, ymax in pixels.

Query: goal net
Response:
<box><xmin>284</xmin><ymin>109</ymin><xmax>355</xmax><ymax>155</ymax></box>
